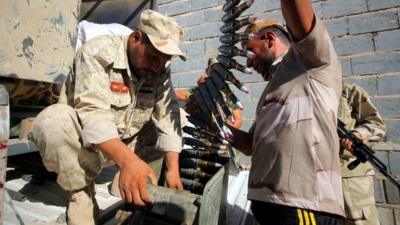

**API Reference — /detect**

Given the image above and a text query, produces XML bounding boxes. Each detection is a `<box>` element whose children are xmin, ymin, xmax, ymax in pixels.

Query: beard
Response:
<box><xmin>261</xmin><ymin>58</ymin><xmax>274</xmax><ymax>81</ymax></box>
<box><xmin>131</xmin><ymin>64</ymin><xmax>161</xmax><ymax>80</ymax></box>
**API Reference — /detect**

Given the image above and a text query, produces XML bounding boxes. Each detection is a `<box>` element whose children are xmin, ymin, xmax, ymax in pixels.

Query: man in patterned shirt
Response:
<box><xmin>29</xmin><ymin>10</ymin><xmax>185</xmax><ymax>225</ymax></box>
<box><xmin>229</xmin><ymin>0</ymin><xmax>345</xmax><ymax>224</ymax></box>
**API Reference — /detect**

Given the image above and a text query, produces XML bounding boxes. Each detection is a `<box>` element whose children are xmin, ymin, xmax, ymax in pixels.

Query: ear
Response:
<box><xmin>129</xmin><ymin>31</ymin><xmax>143</xmax><ymax>45</ymax></box>
<box><xmin>264</xmin><ymin>31</ymin><xmax>276</xmax><ymax>48</ymax></box>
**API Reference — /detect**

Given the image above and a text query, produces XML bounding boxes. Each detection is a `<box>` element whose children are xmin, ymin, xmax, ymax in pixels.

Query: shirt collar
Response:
<box><xmin>263</xmin><ymin>49</ymin><xmax>288</xmax><ymax>81</ymax></box>
<box><xmin>112</xmin><ymin>35</ymin><xmax>130</xmax><ymax>70</ymax></box>
<box><xmin>113</xmin><ymin>35</ymin><xmax>140</xmax><ymax>82</ymax></box>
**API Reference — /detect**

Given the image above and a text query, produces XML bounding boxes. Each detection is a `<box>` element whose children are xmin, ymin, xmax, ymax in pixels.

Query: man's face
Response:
<box><xmin>128</xmin><ymin>33</ymin><xmax>172</xmax><ymax>77</ymax></box>
<box><xmin>242</xmin><ymin>32</ymin><xmax>275</xmax><ymax>75</ymax></box>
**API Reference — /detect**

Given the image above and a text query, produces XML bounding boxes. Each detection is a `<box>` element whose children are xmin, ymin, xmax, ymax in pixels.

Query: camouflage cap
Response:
<box><xmin>137</xmin><ymin>9</ymin><xmax>186</xmax><ymax>61</ymax></box>
<box><xmin>244</xmin><ymin>18</ymin><xmax>289</xmax><ymax>38</ymax></box>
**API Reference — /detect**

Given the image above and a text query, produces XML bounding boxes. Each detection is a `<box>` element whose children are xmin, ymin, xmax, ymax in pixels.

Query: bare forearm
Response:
<box><xmin>229</xmin><ymin>126</ymin><xmax>253</xmax><ymax>156</ymax></box>
<box><xmin>97</xmin><ymin>138</ymin><xmax>138</xmax><ymax>168</ymax></box>
<box><xmin>164</xmin><ymin>151</ymin><xmax>183</xmax><ymax>190</ymax></box>
<box><xmin>98</xmin><ymin>139</ymin><xmax>158</xmax><ymax>205</ymax></box>
<box><xmin>165</xmin><ymin>151</ymin><xmax>180</xmax><ymax>172</ymax></box>
<box><xmin>281</xmin><ymin>0</ymin><xmax>315</xmax><ymax>41</ymax></box>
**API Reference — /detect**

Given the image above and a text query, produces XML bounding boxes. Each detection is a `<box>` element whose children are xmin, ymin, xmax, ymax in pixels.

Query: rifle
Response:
<box><xmin>337</xmin><ymin>120</ymin><xmax>400</xmax><ymax>190</ymax></box>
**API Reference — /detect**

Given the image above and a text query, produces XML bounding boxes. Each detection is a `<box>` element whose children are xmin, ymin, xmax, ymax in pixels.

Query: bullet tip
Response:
<box><xmin>241</xmin><ymin>85</ymin><xmax>250</xmax><ymax>93</ymax></box>
<box><xmin>219</xmin><ymin>131</ymin><xmax>225</xmax><ymax>139</ymax></box>
<box><xmin>244</xmin><ymin>67</ymin><xmax>253</xmax><ymax>74</ymax></box>
<box><xmin>249</xmin><ymin>16</ymin><xmax>258</xmax><ymax>23</ymax></box>
<box><xmin>246</xmin><ymin>0</ymin><xmax>255</xmax><ymax>6</ymax></box>
<box><xmin>248</xmin><ymin>33</ymin><xmax>256</xmax><ymax>40</ymax></box>
<box><xmin>236</xmin><ymin>101</ymin><xmax>244</xmax><ymax>110</ymax></box>
<box><xmin>247</xmin><ymin>51</ymin><xmax>256</xmax><ymax>60</ymax></box>
<box><xmin>225</xmin><ymin>127</ymin><xmax>233</xmax><ymax>136</ymax></box>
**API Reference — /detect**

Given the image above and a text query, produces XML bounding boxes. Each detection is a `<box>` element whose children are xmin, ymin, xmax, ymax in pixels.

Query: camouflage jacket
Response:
<box><xmin>338</xmin><ymin>84</ymin><xmax>386</xmax><ymax>177</ymax></box>
<box><xmin>59</xmin><ymin>35</ymin><xmax>182</xmax><ymax>152</ymax></box>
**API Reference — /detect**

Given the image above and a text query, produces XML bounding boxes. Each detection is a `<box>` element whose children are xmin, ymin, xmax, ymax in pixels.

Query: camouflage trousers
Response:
<box><xmin>342</xmin><ymin>176</ymin><xmax>380</xmax><ymax>225</ymax></box>
<box><xmin>29</xmin><ymin>103</ymin><xmax>163</xmax><ymax>191</ymax></box>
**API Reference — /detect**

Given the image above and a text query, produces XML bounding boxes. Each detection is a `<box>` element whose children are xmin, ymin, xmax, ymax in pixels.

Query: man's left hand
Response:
<box><xmin>164</xmin><ymin>151</ymin><xmax>184</xmax><ymax>191</ymax></box>
<box><xmin>340</xmin><ymin>132</ymin><xmax>369</xmax><ymax>152</ymax></box>
<box><xmin>166</xmin><ymin>169</ymin><xmax>184</xmax><ymax>191</ymax></box>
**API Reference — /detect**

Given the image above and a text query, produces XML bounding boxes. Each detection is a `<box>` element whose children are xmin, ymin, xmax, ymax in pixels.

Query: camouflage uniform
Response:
<box><xmin>338</xmin><ymin>84</ymin><xmax>386</xmax><ymax>225</ymax></box>
<box><xmin>29</xmin><ymin>34</ymin><xmax>182</xmax><ymax>192</ymax></box>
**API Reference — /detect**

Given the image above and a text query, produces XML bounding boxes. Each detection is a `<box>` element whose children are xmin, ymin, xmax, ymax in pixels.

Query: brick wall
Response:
<box><xmin>157</xmin><ymin>0</ymin><xmax>400</xmax><ymax>223</ymax></box>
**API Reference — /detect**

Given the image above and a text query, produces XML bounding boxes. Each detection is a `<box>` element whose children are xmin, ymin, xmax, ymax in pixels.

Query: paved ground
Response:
<box><xmin>4</xmin><ymin>152</ymin><xmax>121</xmax><ymax>225</ymax></box>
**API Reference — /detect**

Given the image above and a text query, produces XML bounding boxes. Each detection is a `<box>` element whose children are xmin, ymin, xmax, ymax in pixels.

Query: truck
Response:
<box><xmin>0</xmin><ymin>1</ymin><xmax>253</xmax><ymax>224</ymax></box>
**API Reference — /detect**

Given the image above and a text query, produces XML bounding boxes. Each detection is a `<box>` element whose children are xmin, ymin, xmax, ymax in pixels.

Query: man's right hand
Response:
<box><xmin>97</xmin><ymin>138</ymin><xmax>158</xmax><ymax>207</ymax></box>
<box><xmin>118</xmin><ymin>156</ymin><xmax>158</xmax><ymax>206</ymax></box>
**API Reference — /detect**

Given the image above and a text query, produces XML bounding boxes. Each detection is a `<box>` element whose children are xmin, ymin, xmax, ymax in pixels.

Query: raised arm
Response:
<box><xmin>281</xmin><ymin>0</ymin><xmax>315</xmax><ymax>41</ymax></box>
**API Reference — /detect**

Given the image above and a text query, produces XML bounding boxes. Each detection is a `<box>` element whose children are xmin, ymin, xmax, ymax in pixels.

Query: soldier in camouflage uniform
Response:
<box><xmin>29</xmin><ymin>10</ymin><xmax>186</xmax><ymax>225</ymax></box>
<box><xmin>338</xmin><ymin>84</ymin><xmax>386</xmax><ymax>225</ymax></box>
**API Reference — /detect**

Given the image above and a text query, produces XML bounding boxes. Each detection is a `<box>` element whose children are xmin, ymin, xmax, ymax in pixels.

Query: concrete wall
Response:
<box><xmin>157</xmin><ymin>0</ymin><xmax>400</xmax><ymax>223</ymax></box>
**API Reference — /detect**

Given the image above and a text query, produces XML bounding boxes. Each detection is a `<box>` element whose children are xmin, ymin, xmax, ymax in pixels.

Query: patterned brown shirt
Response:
<box><xmin>249</xmin><ymin>18</ymin><xmax>344</xmax><ymax>216</ymax></box>
<box><xmin>60</xmin><ymin>35</ymin><xmax>181</xmax><ymax>152</ymax></box>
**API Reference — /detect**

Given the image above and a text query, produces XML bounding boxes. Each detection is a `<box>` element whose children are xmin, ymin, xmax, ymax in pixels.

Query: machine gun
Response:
<box><xmin>337</xmin><ymin>120</ymin><xmax>400</xmax><ymax>190</ymax></box>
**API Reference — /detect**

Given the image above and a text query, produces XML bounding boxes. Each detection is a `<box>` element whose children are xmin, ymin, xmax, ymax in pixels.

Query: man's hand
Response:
<box><xmin>165</xmin><ymin>169</ymin><xmax>184</xmax><ymax>191</ymax></box>
<box><xmin>226</xmin><ymin>125</ymin><xmax>253</xmax><ymax>156</ymax></box>
<box><xmin>97</xmin><ymin>139</ymin><xmax>157</xmax><ymax>207</ymax></box>
<box><xmin>340</xmin><ymin>132</ymin><xmax>369</xmax><ymax>151</ymax></box>
<box><xmin>119</xmin><ymin>156</ymin><xmax>158</xmax><ymax>206</ymax></box>
<box><xmin>164</xmin><ymin>151</ymin><xmax>184</xmax><ymax>191</ymax></box>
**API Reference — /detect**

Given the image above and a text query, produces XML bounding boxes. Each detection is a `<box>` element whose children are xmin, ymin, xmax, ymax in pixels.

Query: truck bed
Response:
<box><xmin>4</xmin><ymin>149</ymin><xmax>255</xmax><ymax>225</ymax></box>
